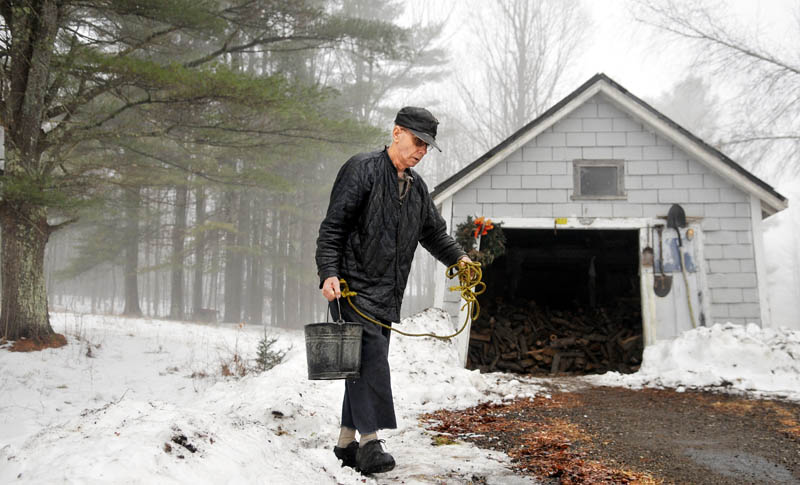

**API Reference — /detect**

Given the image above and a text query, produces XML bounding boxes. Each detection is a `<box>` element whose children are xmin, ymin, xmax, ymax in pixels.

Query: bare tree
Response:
<box><xmin>633</xmin><ymin>0</ymin><xmax>800</xmax><ymax>177</ymax></box>
<box><xmin>456</xmin><ymin>0</ymin><xmax>588</xmax><ymax>151</ymax></box>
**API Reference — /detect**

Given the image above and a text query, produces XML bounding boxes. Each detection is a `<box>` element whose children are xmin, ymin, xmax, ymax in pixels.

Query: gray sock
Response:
<box><xmin>337</xmin><ymin>426</ymin><xmax>356</xmax><ymax>448</ymax></box>
<box><xmin>359</xmin><ymin>432</ymin><xmax>378</xmax><ymax>447</ymax></box>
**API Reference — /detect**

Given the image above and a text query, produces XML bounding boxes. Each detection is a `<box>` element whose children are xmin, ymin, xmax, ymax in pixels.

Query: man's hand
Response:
<box><xmin>458</xmin><ymin>255</ymin><xmax>476</xmax><ymax>280</ymax></box>
<box><xmin>321</xmin><ymin>276</ymin><xmax>341</xmax><ymax>302</ymax></box>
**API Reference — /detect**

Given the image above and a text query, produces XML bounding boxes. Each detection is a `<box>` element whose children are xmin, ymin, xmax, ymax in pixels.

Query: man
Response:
<box><xmin>315</xmin><ymin>107</ymin><xmax>469</xmax><ymax>474</ymax></box>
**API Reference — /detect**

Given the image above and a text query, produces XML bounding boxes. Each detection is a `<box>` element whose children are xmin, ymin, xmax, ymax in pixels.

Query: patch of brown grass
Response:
<box><xmin>711</xmin><ymin>399</ymin><xmax>800</xmax><ymax>439</ymax></box>
<box><xmin>422</xmin><ymin>396</ymin><xmax>661</xmax><ymax>485</ymax></box>
<box><xmin>221</xmin><ymin>353</ymin><xmax>248</xmax><ymax>377</ymax></box>
<box><xmin>8</xmin><ymin>333</ymin><xmax>67</xmax><ymax>352</ymax></box>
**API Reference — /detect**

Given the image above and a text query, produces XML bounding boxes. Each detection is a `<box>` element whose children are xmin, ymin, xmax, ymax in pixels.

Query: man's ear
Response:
<box><xmin>391</xmin><ymin>125</ymin><xmax>402</xmax><ymax>143</ymax></box>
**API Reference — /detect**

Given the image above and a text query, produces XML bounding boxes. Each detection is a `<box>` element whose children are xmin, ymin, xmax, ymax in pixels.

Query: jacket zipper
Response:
<box><xmin>395</xmin><ymin>184</ymin><xmax>402</xmax><ymax>314</ymax></box>
<box><xmin>395</xmin><ymin>170</ymin><xmax>409</xmax><ymax>314</ymax></box>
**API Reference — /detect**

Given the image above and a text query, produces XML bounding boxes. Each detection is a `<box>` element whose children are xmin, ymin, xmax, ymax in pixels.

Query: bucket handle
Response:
<box><xmin>327</xmin><ymin>298</ymin><xmax>346</xmax><ymax>325</ymax></box>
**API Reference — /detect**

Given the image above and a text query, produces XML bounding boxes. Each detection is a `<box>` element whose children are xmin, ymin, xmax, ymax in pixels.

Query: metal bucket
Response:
<box><xmin>304</xmin><ymin>310</ymin><xmax>363</xmax><ymax>380</ymax></box>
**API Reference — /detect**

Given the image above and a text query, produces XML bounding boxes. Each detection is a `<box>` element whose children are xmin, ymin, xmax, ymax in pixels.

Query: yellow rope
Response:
<box><xmin>338</xmin><ymin>260</ymin><xmax>485</xmax><ymax>340</ymax></box>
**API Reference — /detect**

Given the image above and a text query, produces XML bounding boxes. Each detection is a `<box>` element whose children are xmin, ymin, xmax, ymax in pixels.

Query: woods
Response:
<box><xmin>0</xmin><ymin>0</ymin><xmax>441</xmax><ymax>339</ymax></box>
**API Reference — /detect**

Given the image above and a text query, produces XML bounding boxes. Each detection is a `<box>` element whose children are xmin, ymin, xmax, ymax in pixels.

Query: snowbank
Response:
<box><xmin>585</xmin><ymin>322</ymin><xmax>800</xmax><ymax>400</ymax></box>
<box><xmin>0</xmin><ymin>310</ymin><xmax>536</xmax><ymax>484</ymax></box>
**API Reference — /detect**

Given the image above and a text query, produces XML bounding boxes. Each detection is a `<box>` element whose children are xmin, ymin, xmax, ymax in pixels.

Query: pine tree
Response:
<box><xmin>0</xmin><ymin>1</ymin><xmax>399</xmax><ymax>341</ymax></box>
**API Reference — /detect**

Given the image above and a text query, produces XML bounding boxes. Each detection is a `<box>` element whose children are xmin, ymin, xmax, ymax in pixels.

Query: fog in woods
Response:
<box><xmin>24</xmin><ymin>0</ymin><xmax>799</xmax><ymax>329</ymax></box>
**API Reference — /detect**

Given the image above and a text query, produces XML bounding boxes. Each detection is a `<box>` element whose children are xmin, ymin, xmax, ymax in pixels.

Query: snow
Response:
<box><xmin>584</xmin><ymin>322</ymin><xmax>800</xmax><ymax>401</ymax></box>
<box><xmin>0</xmin><ymin>310</ymin><xmax>538</xmax><ymax>484</ymax></box>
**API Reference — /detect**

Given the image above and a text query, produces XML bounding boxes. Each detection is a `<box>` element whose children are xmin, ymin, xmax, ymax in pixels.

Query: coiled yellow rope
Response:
<box><xmin>339</xmin><ymin>260</ymin><xmax>485</xmax><ymax>340</ymax></box>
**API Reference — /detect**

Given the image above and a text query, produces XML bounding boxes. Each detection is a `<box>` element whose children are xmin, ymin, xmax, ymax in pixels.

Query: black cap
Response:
<box><xmin>394</xmin><ymin>106</ymin><xmax>441</xmax><ymax>152</ymax></box>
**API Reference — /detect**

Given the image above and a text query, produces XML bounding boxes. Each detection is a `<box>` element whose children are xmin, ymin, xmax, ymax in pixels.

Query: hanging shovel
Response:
<box><xmin>654</xmin><ymin>225</ymin><xmax>672</xmax><ymax>297</ymax></box>
<box><xmin>667</xmin><ymin>204</ymin><xmax>698</xmax><ymax>328</ymax></box>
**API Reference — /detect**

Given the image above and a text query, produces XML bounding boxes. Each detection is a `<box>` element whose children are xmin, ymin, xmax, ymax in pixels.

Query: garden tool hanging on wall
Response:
<box><xmin>667</xmin><ymin>204</ymin><xmax>698</xmax><ymax>328</ymax></box>
<box><xmin>653</xmin><ymin>225</ymin><xmax>672</xmax><ymax>297</ymax></box>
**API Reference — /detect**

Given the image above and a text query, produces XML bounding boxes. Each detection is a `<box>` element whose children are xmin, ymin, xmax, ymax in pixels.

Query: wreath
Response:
<box><xmin>455</xmin><ymin>215</ymin><xmax>506</xmax><ymax>266</ymax></box>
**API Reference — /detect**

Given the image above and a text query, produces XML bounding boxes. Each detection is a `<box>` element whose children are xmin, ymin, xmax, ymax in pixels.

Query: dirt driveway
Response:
<box><xmin>423</xmin><ymin>382</ymin><xmax>800</xmax><ymax>484</ymax></box>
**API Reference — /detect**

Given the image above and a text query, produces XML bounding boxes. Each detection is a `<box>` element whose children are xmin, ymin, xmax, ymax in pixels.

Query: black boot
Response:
<box><xmin>356</xmin><ymin>439</ymin><xmax>395</xmax><ymax>475</ymax></box>
<box><xmin>333</xmin><ymin>440</ymin><xmax>358</xmax><ymax>468</ymax></box>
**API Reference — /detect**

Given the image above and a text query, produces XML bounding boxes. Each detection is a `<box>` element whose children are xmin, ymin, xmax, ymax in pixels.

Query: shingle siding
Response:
<box><xmin>643</xmin><ymin>146</ymin><xmax>673</xmax><ymax>160</ymax></box>
<box><xmin>673</xmin><ymin>175</ymin><xmax>705</xmax><ymax>189</ymax></box>
<box><xmin>476</xmin><ymin>189</ymin><xmax>506</xmax><ymax>203</ymax></box>
<box><xmin>448</xmin><ymin>92</ymin><xmax>762</xmax><ymax>326</ymax></box>
<box><xmin>628</xmin><ymin>161</ymin><xmax>659</xmax><ymax>175</ymax></box>
<box><xmin>523</xmin><ymin>146</ymin><xmax>553</xmax><ymax>161</ymax></box>
<box><xmin>583</xmin><ymin>118</ymin><xmax>613</xmax><ymax>132</ymax></box>
<box><xmin>537</xmin><ymin>161</ymin><xmax>569</xmax><ymax>175</ymax></box>
<box><xmin>552</xmin><ymin>118</ymin><xmax>582</xmax><ymax>132</ymax></box>
<box><xmin>552</xmin><ymin>147</ymin><xmax>583</xmax><ymax>160</ymax></box>
<box><xmin>536</xmin><ymin>132</ymin><xmax>566</xmax><ymax>147</ymax></box>
<box><xmin>492</xmin><ymin>175</ymin><xmax>521</xmax><ymax>189</ymax></box>
<box><xmin>582</xmin><ymin>147</ymin><xmax>614</xmax><ymax>159</ymax></box>
<box><xmin>566</xmin><ymin>132</ymin><xmax>596</xmax><ymax>146</ymax></box>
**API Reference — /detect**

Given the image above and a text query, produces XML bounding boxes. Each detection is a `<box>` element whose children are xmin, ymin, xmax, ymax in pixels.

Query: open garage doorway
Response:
<box><xmin>467</xmin><ymin>228</ymin><xmax>644</xmax><ymax>375</ymax></box>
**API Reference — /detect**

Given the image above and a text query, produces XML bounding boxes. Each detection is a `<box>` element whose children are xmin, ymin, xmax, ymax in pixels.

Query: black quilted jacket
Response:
<box><xmin>316</xmin><ymin>149</ymin><xmax>466</xmax><ymax>322</ymax></box>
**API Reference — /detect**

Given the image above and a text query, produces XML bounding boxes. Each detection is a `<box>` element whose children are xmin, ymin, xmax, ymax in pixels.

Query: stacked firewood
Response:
<box><xmin>467</xmin><ymin>299</ymin><xmax>643</xmax><ymax>375</ymax></box>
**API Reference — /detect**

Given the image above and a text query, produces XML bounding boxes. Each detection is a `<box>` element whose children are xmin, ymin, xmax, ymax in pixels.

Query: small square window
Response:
<box><xmin>572</xmin><ymin>159</ymin><xmax>626</xmax><ymax>200</ymax></box>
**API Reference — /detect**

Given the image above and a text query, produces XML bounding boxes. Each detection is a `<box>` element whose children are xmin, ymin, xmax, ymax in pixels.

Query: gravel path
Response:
<box><xmin>424</xmin><ymin>384</ymin><xmax>800</xmax><ymax>484</ymax></box>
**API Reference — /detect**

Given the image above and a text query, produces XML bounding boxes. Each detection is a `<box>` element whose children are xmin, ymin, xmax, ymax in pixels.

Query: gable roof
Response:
<box><xmin>432</xmin><ymin>73</ymin><xmax>787</xmax><ymax>217</ymax></box>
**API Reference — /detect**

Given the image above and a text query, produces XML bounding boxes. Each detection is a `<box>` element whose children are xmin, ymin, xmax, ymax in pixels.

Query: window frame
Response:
<box><xmin>571</xmin><ymin>159</ymin><xmax>627</xmax><ymax>200</ymax></box>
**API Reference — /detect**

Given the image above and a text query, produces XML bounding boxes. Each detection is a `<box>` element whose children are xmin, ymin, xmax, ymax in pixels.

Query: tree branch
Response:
<box><xmin>720</xmin><ymin>135</ymin><xmax>800</xmax><ymax>145</ymax></box>
<box><xmin>634</xmin><ymin>1</ymin><xmax>800</xmax><ymax>77</ymax></box>
<box><xmin>183</xmin><ymin>34</ymin><xmax>337</xmax><ymax>68</ymax></box>
<box><xmin>47</xmin><ymin>216</ymin><xmax>79</xmax><ymax>234</ymax></box>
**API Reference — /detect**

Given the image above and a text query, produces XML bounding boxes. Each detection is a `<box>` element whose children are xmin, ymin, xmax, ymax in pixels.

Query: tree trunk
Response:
<box><xmin>152</xmin><ymin>192</ymin><xmax>162</xmax><ymax>316</ymax></box>
<box><xmin>123</xmin><ymin>187</ymin><xmax>142</xmax><ymax>316</ymax></box>
<box><xmin>278</xmin><ymin>204</ymin><xmax>289</xmax><ymax>326</ymax></box>
<box><xmin>208</xmin><ymin>230</ymin><xmax>222</xmax><ymax>312</ymax></box>
<box><xmin>169</xmin><ymin>184</ymin><xmax>188</xmax><ymax>319</ymax></box>
<box><xmin>246</xmin><ymin>197</ymin><xmax>264</xmax><ymax>324</ymax></box>
<box><xmin>0</xmin><ymin>204</ymin><xmax>53</xmax><ymax>340</ymax></box>
<box><xmin>299</xmin><ymin>196</ymin><xmax>314</xmax><ymax>326</ymax></box>
<box><xmin>111</xmin><ymin>265</ymin><xmax>118</xmax><ymax>313</ymax></box>
<box><xmin>91</xmin><ymin>273</ymin><xmax>97</xmax><ymax>314</ymax></box>
<box><xmin>222</xmin><ymin>190</ymin><xmax>243</xmax><ymax>322</ymax></box>
<box><xmin>285</xmin><ymin>205</ymin><xmax>298</xmax><ymax>326</ymax></box>
<box><xmin>0</xmin><ymin>1</ymin><xmax>61</xmax><ymax>341</ymax></box>
<box><xmin>270</xmin><ymin>203</ymin><xmax>284</xmax><ymax>326</ymax></box>
<box><xmin>210</xmin><ymin>225</ymin><xmax>220</xmax><ymax>311</ymax></box>
<box><xmin>236</xmin><ymin>190</ymin><xmax>251</xmax><ymax>318</ymax></box>
<box><xmin>192</xmin><ymin>187</ymin><xmax>206</xmax><ymax>315</ymax></box>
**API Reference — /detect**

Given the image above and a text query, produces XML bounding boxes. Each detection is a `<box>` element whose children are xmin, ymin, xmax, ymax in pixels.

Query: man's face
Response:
<box><xmin>393</xmin><ymin>126</ymin><xmax>429</xmax><ymax>171</ymax></box>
